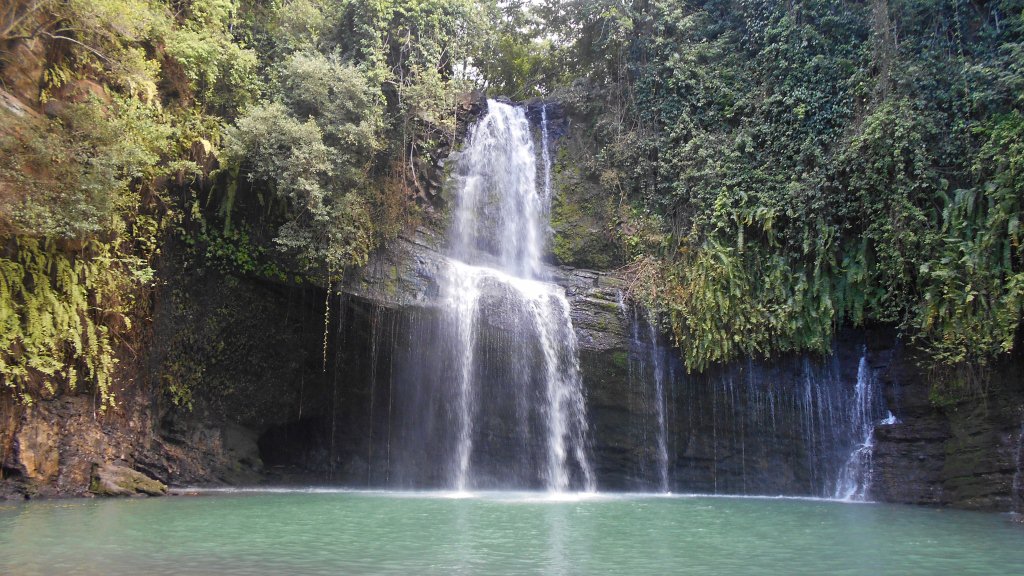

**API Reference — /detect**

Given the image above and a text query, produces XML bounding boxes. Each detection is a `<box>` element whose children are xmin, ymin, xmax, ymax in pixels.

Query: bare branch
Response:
<box><xmin>39</xmin><ymin>31</ymin><xmax>110</xmax><ymax>63</ymax></box>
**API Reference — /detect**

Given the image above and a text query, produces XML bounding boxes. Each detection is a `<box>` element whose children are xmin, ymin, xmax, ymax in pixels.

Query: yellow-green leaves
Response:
<box><xmin>0</xmin><ymin>238</ymin><xmax>126</xmax><ymax>407</ymax></box>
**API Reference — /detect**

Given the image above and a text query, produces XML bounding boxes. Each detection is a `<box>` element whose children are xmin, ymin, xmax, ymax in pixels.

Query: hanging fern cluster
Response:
<box><xmin>552</xmin><ymin>0</ymin><xmax>1024</xmax><ymax>373</ymax></box>
<box><xmin>0</xmin><ymin>238</ymin><xmax>128</xmax><ymax>407</ymax></box>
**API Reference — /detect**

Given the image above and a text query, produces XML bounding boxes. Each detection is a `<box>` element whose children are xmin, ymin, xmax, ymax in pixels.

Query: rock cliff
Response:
<box><xmin>2</xmin><ymin>96</ymin><xmax>1022</xmax><ymax>513</ymax></box>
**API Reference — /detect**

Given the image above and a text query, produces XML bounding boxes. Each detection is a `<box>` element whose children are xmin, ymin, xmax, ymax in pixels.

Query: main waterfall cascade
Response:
<box><xmin>373</xmin><ymin>98</ymin><xmax>887</xmax><ymax>499</ymax></box>
<box><xmin>390</xmin><ymin>100</ymin><xmax>595</xmax><ymax>492</ymax></box>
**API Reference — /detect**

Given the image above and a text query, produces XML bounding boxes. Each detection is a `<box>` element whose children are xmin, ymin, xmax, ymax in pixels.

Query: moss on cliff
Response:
<box><xmin>548</xmin><ymin>118</ymin><xmax>625</xmax><ymax>271</ymax></box>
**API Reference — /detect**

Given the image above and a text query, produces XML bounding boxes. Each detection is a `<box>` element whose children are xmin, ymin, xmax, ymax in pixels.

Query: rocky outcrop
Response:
<box><xmin>872</xmin><ymin>350</ymin><xmax>1024</xmax><ymax>511</ymax></box>
<box><xmin>556</xmin><ymin>267</ymin><xmax>629</xmax><ymax>353</ymax></box>
<box><xmin>871</xmin><ymin>349</ymin><xmax>951</xmax><ymax>506</ymax></box>
<box><xmin>90</xmin><ymin>463</ymin><xmax>166</xmax><ymax>497</ymax></box>
<box><xmin>348</xmin><ymin>225</ymin><xmax>630</xmax><ymax>344</ymax></box>
<box><xmin>11</xmin><ymin>417</ymin><xmax>60</xmax><ymax>482</ymax></box>
<box><xmin>139</xmin><ymin>420</ymin><xmax>263</xmax><ymax>487</ymax></box>
<box><xmin>1</xmin><ymin>395</ymin><xmax>156</xmax><ymax>499</ymax></box>
<box><xmin>0</xmin><ymin>261</ymin><xmax>276</xmax><ymax>499</ymax></box>
<box><xmin>345</xmin><ymin>229</ymin><xmax>447</xmax><ymax>309</ymax></box>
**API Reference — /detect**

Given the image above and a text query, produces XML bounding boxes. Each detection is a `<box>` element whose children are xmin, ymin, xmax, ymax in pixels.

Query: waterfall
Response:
<box><xmin>371</xmin><ymin>100</ymin><xmax>888</xmax><ymax>499</ymax></box>
<box><xmin>446</xmin><ymin>263</ymin><xmax>482</xmax><ymax>491</ymax></box>
<box><xmin>426</xmin><ymin>100</ymin><xmax>594</xmax><ymax>492</ymax></box>
<box><xmin>647</xmin><ymin>322</ymin><xmax>670</xmax><ymax>493</ymax></box>
<box><xmin>619</xmin><ymin>294</ymin><xmax>671</xmax><ymax>492</ymax></box>
<box><xmin>655</xmin><ymin>346</ymin><xmax>888</xmax><ymax>498</ymax></box>
<box><xmin>1013</xmin><ymin>414</ymin><xmax>1024</xmax><ymax>514</ymax></box>
<box><xmin>834</xmin><ymin>352</ymin><xmax>884</xmax><ymax>501</ymax></box>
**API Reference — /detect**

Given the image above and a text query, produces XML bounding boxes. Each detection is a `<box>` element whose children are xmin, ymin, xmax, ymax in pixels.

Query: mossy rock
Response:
<box><xmin>548</xmin><ymin>139</ymin><xmax>625</xmax><ymax>270</ymax></box>
<box><xmin>90</xmin><ymin>463</ymin><xmax>167</xmax><ymax>497</ymax></box>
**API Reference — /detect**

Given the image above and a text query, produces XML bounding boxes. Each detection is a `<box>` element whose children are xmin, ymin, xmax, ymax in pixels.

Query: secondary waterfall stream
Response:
<box><xmin>834</xmin><ymin>352</ymin><xmax>882</xmax><ymax>500</ymax></box>
<box><xmin>619</xmin><ymin>296</ymin><xmax>672</xmax><ymax>493</ymax></box>
<box><xmin>612</xmin><ymin>309</ymin><xmax>886</xmax><ymax>498</ymax></box>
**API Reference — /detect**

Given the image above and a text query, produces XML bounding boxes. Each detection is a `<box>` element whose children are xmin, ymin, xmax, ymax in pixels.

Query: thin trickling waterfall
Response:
<box><xmin>1012</xmin><ymin>414</ymin><xmax>1024</xmax><ymax>514</ymax></box>
<box><xmin>834</xmin><ymin>352</ymin><xmax>882</xmax><ymax>500</ymax></box>
<box><xmin>619</xmin><ymin>294</ymin><xmax>671</xmax><ymax>492</ymax></box>
<box><xmin>648</xmin><ymin>323</ymin><xmax>670</xmax><ymax>492</ymax></box>
<box><xmin>431</xmin><ymin>100</ymin><xmax>594</xmax><ymax>492</ymax></box>
<box><xmin>637</xmin><ymin>343</ymin><xmax>888</xmax><ymax>499</ymax></box>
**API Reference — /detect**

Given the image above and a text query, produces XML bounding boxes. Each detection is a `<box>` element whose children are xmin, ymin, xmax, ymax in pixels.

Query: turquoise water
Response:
<box><xmin>1</xmin><ymin>490</ymin><xmax>1022</xmax><ymax>575</ymax></box>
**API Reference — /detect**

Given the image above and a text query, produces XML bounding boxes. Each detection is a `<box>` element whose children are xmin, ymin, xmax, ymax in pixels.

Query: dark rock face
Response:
<box><xmin>345</xmin><ymin>230</ymin><xmax>447</xmax><ymax>310</ymax></box>
<box><xmin>872</xmin><ymin>350</ymin><xmax>1024</xmax><ymax>511</ymax></box>
<box><xmin>5</xmin><ymin>226</ymin><xmax>1023</xmax><ymax>511</ymax></box>
<box><xmin>140</xmin><ymin>419</ymin><xmax>263</xmax><ymax>487</ymax></box>
<box><xmin>1</xmin><ymin>394</ymin><xmax>157</xmax><ymax>499</ymax></box>
<box><xmin>870</xmin><ymin>345</ymin><xmax>952</xmax><ymax>507</ymax></box>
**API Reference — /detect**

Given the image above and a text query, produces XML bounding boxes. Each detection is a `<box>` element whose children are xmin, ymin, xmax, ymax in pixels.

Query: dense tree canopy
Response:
<box><xmin>1</xmin><ymin>0</ymin><xmax>1023</xmax><ymax>406</ymax></box>
<box><xmin>534</xmin><ymin>0</ymin><xmax>1024</xmax><ymax>373</ymax></box>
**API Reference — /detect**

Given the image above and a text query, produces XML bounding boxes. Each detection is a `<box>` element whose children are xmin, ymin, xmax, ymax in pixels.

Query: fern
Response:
<box><xmin>0</xmin><ymin>238</ymin><xmax>130</xmax><ymax>408</ymax></box>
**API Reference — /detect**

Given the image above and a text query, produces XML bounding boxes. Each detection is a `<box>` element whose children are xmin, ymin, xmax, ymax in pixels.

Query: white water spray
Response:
<box><xmin>443</xmin><ymin>100</ymin><xmax>594</xmax><ymax>492</ymax></box>
<box><xmin>834</xmin><ymin>352</ymin><xmax>880</xmax><ymax>501</ymax></box>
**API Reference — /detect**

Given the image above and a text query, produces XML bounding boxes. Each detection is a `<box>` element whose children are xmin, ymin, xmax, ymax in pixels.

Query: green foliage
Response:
<box><xmin>164</xmin><ymin>0</ymin><xmax>261</xmax><ymax>115</ymax></box>
<box><xmin>0</xmin><ymin>97</ymin><xmax>172</xmax><ymax>239</ymax></box>
<box><xmin>0</xmin><ymin>238</ymin><xmax>143</xmax><ymax>407</ymax></box>
<box><xmin>544</xmin><ymin>0</ymin><xmax>1024</xmax><ymax>372</ymax></box>
<box><xmin>549</xmin><ymin>135</ymin><xmax>627</xmax><ymax>269</ymax></box>
<box><xmin>269</xmin><ymin>0</ymin><xmax>331</xmax><ymax>52</ymax></box>
<box><xmin>2</xmin><ymin>0</ymin><xmax>171</xmax><ymax>101</ymax></box>
<box><xmin>534</xmin><ymin>0</ymin><xmax>641</xmax><ymax>83</ymax></box>
<box><xmin>181</xmin><ymin>219</ymin><xmax>289</xmax><ymax>281</ymax></box>
<box><xmin>220</xmin><ymin>0</ymin><xmax>497</xmax><ymax>277</ymax></box>
<box><xmin>471</xmin><ymin>1</ymin><xmax>558</xmax><ymax>97</ymax></box>
<box><xmin>481</xmin><ymin>34</ymin><xmax>555</xmax><ymax>98</ymax></box>
<box><xmin>831</xmin><ymin>98</ymin><xmax>945</xmax><ymax>324</ymax></box>
<box><xmin>224</xmin><ymin>50</ymin><xmax>383</xmax><ymax>271</ymax></box>
<box><xmin>0</xmin><ymin>0</ymin><xmax>258</xmax><ymax>406</ymax></box>
<box><xmin>917</xmin><ymin>112</ymin><xmax>1024</xmax><ymax>364</ymax></box>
